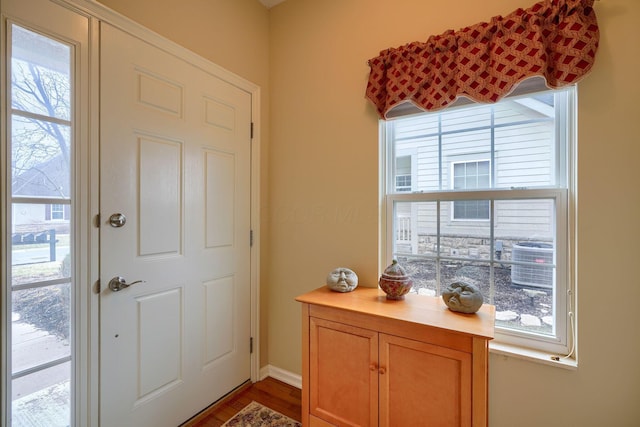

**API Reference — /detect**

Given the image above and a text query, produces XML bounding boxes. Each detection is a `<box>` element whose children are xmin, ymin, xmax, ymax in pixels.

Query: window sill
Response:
<box><xmin>489</xmin><ymin>342</ymin><xmax>578</xmax><ymax>370</ymax></box>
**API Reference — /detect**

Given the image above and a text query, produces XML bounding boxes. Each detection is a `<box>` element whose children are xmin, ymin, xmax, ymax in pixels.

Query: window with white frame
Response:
<box><xmin>50</xmin><ymin>203</ymin><xmax>65</xmax><ymax>220</ymax></box>
<box><xmin>6</xmin><ymin>24</ymin><xmax>75</xmax><ymax>424</ymax></box>
<box><xmin>382</xmin><ymin>87</ymin><xmax>574</xmax><ymax>355</ymax></box>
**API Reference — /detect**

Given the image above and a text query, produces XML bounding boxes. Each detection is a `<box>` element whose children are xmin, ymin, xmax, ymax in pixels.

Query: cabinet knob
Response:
<box><xmin>370</xmin><ymin>364</ymin><xmax>378</xmax><ymax>372</ymax></box>
<box><xmin>379</xmin><ymin>367</ymin><xmax>386</xmax><ymax>375</ymax></box>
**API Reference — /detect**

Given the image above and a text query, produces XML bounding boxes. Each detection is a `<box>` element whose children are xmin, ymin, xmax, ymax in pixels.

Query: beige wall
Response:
<box><xmin>97</xmin><ymin>0</ymin><xmax>640</xmax><ymax>425</ymax></box>
<box><xmin>268</xmin><ymin>0</ymin><xmax>640</xmax><ymax>426</ymax></box>
<box><xmin>97</xmin><ymin>0</ymin><xmax>273</xmax><ymax>366</ymax></box>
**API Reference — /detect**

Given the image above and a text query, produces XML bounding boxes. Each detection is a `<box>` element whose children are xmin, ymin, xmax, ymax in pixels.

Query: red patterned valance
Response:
<box><xmin>366</xmin><ymin>0</ymin><xmax>599</xmax><ymax>119</ymax></box>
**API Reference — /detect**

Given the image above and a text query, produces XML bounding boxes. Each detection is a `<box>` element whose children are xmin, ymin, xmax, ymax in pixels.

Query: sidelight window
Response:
<box><xmin>5</xmin><ymin>24</ymin><xmax>74</xmax><ymax>426</ymax></box>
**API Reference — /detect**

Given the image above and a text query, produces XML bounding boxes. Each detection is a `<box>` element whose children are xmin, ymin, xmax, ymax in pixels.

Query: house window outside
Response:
<box><xmin>382</xmin><ymin>87</ymin><xmax>574</xmax><ymax>355</ymax></box>
<box><xmin>395</xmin><ymin>155</ymin><xmax>412</xmax><ymax>192</ymax></box>
<box><xmin>395</xmin><ymin>174</ymin><xmax>411</xmax><ymax>192</ymax></box>
<box><xmin>452</xmin><ymin>160</ymin><xmax>490</xmax><ymax>220</ymax></box>
<box><xmin>51</xmin><ymin>204</ymin><xmax>64</xmax><ymax>220</ymax></box>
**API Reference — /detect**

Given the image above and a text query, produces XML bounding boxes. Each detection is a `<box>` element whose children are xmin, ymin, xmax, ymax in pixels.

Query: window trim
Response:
<box><xmin>380</xmin><ymin>87</ymin><xmax>576</xmax><ymax>358</ymax></box>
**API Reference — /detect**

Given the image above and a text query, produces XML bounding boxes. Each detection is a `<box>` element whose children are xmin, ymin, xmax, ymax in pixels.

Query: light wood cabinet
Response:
<box><xmin>296</xmin><ymin>286</ymin><xmax>495</xmax><ymax>427</ymax></box>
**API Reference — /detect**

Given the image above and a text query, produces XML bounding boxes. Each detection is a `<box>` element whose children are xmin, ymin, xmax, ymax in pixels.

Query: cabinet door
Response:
<box><xmin>309</xmin><ymin>317</ymin><xmax>378</xmax><ymax>426</ymax></box>
<box><xmin>379</xmin><ymin>334</ymin><xmax>472</xmax><ymax>427</ymax></box>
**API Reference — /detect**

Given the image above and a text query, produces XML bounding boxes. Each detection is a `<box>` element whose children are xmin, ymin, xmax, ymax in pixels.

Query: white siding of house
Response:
<box><xmin>12</xmin><ymin>204</ymin><xmax>46</xmax><ymax>233</ymax></box>
<box><xmin>392</xmin><ymin>99</ymin><xmax>556</xmax><ymax>247</ymax></box>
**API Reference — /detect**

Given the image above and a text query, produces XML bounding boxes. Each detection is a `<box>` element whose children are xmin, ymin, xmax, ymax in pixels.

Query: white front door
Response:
<box><xmin>99</xmin><ymin>23</ymin><xmax>252</xmax><ymax>426</ymax></box>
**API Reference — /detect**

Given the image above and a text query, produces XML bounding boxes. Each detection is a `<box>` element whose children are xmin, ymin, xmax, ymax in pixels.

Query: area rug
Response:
<box><xmin>222</xmin><ymin>401</ymin><xmax>301</xmax><ymax>427</ymax></box>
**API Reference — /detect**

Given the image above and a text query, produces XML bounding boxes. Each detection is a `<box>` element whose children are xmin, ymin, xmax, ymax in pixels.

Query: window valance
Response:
<box><xmin>366</xmin><ymin>0</ymin><xmax>599</xmax><ymax>119</ymax></box>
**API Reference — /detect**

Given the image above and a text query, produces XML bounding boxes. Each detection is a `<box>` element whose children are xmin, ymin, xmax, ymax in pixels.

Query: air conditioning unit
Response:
<box><xmin>511</xmin><ymin>242</ymin><xmax>553</xmax><ymax>289</ymax></box>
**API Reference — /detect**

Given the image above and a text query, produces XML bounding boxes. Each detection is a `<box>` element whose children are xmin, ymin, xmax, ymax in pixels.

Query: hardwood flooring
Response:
<box><xmin>181</xmin><ymin>377</ymin><xmax>302</xmax><ymax>427</ymax></box>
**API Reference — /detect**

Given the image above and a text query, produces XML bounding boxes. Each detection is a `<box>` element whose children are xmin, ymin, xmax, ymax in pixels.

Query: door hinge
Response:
<box><xmin>250</xmin><ymin>122</ymin><xmax>254</xmax><ymax>139</ymax></box>
<box><xmin>250</xmin><ymin>230</ymin><xmax>254</xmax><ymax>247</ymax></box>
<box><xmin>95</xmin><ymin>213</ymin><xmax>100</xmax><ymax>228</ymax></box>
<box><xmin>96</xmin><ymin>279</ymin><xmax>101</xmax><ymax>293</ymax></box>
<box><xmin>250</xmin><ymin>337</ymin><xmax>254</xmax><ymax>354</ymax></box>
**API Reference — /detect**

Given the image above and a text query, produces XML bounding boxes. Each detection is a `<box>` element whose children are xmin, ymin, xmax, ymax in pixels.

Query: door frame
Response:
<box><xmin>0</xmin><ymin>0</ymin><xmax>261</xmax><ymax>425</ymax></box>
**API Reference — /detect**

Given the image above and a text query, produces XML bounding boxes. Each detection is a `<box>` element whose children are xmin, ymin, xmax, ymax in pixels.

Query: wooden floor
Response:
<box><xmin>181</xmin><ymin>377</ymin><xmax>302</xmax><ymax>427</ymax></box>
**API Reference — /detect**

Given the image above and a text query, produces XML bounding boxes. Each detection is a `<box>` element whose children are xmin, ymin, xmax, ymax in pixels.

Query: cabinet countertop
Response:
<box><xmin>296</xmin><ymin>286</ymin><xmax>495</xmax><ymax>340</ymax></box>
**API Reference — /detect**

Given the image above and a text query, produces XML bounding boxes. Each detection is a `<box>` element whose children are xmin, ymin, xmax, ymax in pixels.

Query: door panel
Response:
<box><xmin>99</xmin><ymin>23</ymin><xmax>251</xmax><ymax>427</ymax></box>
<box><xmin>379</xmin><ymin>333</ymin><xmax>472</xmax><ymax>427</ymax></box>
<box><xmin>309</xmin><ymin>317</ymin><xmax>378</xmax><ymax>427</ymax></box>
<box><xmin>139</xmin><ymin>135</ymin><xmax>182</xmax><ymax>256</ymax></box>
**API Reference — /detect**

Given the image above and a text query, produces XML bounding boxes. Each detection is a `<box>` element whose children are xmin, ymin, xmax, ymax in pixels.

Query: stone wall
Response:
<box><xmin>409</xmin><ymin>235</ymin><xmax>554</xmax><ymax>262</ymax></box>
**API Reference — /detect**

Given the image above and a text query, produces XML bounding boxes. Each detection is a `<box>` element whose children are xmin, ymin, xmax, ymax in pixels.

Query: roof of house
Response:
<box><xmin>12</xmin><ymin>154</ymin><xmax>70</xmax><ymax>198</ymax></box>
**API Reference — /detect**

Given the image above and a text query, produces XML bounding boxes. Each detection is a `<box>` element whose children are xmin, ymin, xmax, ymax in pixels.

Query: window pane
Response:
<box><xmin>12</xmin><ymin>362</ymin><xmax>70</xmax><ymax>427</ymax></box>
<box><xmin>442</xmin><ymin>129</ymin><xmax>491</xmax><ymax>180</ymax></box>
<box><xmin>51</xmin><ymin>204</ymin><xmax>64</xmax><ymax>220</ymax></box>
<box><xmin>466</xmin><ymin>162</ymin><xmax>477</xmax><ymax>176</ymax></box>
<box><xmin>394</xmin><ymin>201</ymin><xmax>437</xmax><ymax>256</ymax></box>
<box><xmin>441</xmin><ymin>104</ymin><xmax>491</xmax><ymax>132</ymax></box>
<box><xmin>494</xmin><ymin>122</ymin><xmax>555</xmax><ymax>188</ymax></box>
<box><xmin>494</xmin><ymin>199</ymin><xmax>555</xmax><ymax>336</ymax></box>
<box><xmin>393</xmin><ymin>125</ymin><xmax>439</xmax><ymax>192</ymax></box>
<box><xmin>11</xmin><ymin>115</ymin><xmax>70</xmax><ymax>198</ymax></box>
<box><xmin>398</xmin><ymin>256</ymin><xmax>438</xmax><ymax>296</ymax></box>
<box><xmin>453</xmin><ymin>200</ymin><xmax>490</xmax><ymax>220</ymax></box>
<box><xmin>11</xmin><ymin>210</ymin><xmax>71</xmax><ymax>283</ymax></box>
<box><xmin>494</xmin><ymin>272</ymin><xmax>554</xmax><ymax>336</ymax></box>
<box><xmin>442</xmin><ymin>201</ymin><xmax>491</xmax><ymax>256</ymax></box>
<box><xmin>494</xmin><ymin>199</ymin><xmax>554</xmax><ymax>243</ymax></box>
<box><xmin>395</xmin><ymin>175</ymin><xmax>411</xmax><ymax>192</ymax></box>
<box><xmin>11</xmin><ymin>25</ymin><xmax>71</xmax><ymax>121</ymax></box>
<box><xmin>12</xmin><ymin>284</ymin><xmax>71</xmax><ymax>373</ymax></box>
<box><xmin>442</xmin><ymin>261</ymin><xmax>492</xmax><ymax>306</ymax></box>
<box><xmin>453</xmin><ymin>176</ymin><xmax>464</xmax><ymax>189</ymax></box>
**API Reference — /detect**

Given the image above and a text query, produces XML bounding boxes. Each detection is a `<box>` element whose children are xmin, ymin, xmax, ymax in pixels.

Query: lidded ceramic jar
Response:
<box><xmin>378</xmin><ymin>260</ymin><xmax>413</xmax><ymax>300</ymax></box>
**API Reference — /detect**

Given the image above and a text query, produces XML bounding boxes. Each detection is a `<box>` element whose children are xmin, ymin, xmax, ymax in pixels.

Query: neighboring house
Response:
<box><xmin>393</xmin><ymin>94</ymin><xmax>556</xmax><ymax>259</ymax></box>
<box><xmin>12</xmin><ymin>153</ymin><xmax>70</xmax><ymax>234</ymax></box>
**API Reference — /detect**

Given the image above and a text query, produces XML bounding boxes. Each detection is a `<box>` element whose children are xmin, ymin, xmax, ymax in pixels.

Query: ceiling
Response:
<box><xmin>259</xmin><ymin>0</ymin><xmax>286</xmax><ymax>8</ymax></box>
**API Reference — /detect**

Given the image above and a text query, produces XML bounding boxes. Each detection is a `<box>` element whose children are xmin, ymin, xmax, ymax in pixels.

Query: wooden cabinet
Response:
<box><xmin>297</xmin><ymin>286</ymin><xmax>495</xmax><ymax>427</ymax></box>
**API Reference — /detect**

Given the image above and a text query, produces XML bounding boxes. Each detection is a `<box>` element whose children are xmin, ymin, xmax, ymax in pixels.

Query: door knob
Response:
<box><xmin>109</xmin><ymin>213</ymin><xmax>127</xmax><ymax>228</ymax></box>
<box><xmin>109</xmin><ymin>276</ymin><xmax>145</xmax><ymax>292</ymax></box>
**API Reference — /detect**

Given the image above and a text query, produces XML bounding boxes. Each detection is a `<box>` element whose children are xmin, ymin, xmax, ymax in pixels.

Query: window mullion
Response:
<box><xmin>12</xmin><ymin>355</ymin><xmax>72</xmax><ymax>380</ymax></box>
<box><xmin>12</xmin><ymin>196</ymin><xmax>71</xmax><ymax>205</ymax></box>
<box><xmin>11</xmin><ymin>108</ymin><xmax>71</xmax><ymax>127</ymax></box>
<box><xmin>438</xmin><ymin>114</ymin><xmax>442</xmax><ymax>191</ymax></box>
<box><xmin>12</xmin><ymin>277</ymin><xmax>71</xmax><ymax>291</ymax></box>
<box><xmin>490</xmin><ymin>105</ymin><xmax>495</xmax><ymax>189</ymax></box>
<box><xmin>436</xmin><ymin>200</ymin><xmax>441</xmax><ymax>296</ymax></box>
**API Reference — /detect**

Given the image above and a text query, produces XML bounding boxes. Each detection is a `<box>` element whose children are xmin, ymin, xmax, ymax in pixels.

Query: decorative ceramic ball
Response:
<box><xmin>442</xmin><ymin>281</ymin><xmax>484</xmax><ymax>314</ymax></box>
<box><xmin>378</xmin><ymin>260</ymin><xmax>413</xmax><ymax>300</ymax></box>
<box><xmin>326</xmin><ymin>267</ymin><xmax>358</xmax><ymax>292</ymax></box>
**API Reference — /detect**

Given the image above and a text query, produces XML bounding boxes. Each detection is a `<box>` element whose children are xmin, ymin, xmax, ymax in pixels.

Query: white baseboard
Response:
<box><xmin>259</xmin><ymin>365</ymin><xmax>301</xmax><ymax>389</ymax></box>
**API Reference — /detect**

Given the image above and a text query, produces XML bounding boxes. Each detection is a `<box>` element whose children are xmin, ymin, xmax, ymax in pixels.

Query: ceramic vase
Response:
<box><xmin>379</xmin><ymin>260</ymin><xmax>413</xmax><ymax>300</ymax></box>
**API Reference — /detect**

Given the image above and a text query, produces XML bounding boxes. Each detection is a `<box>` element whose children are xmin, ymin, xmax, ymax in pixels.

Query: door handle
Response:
<box><xmin>108</xmin><ymin>213</ymin><xmax>127</xmax><ymax>228</ymax></box>
<box><xmin>108</xmin><ymin>276</ymin><xmax>145</xmax><ymax>292</ymax></box>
